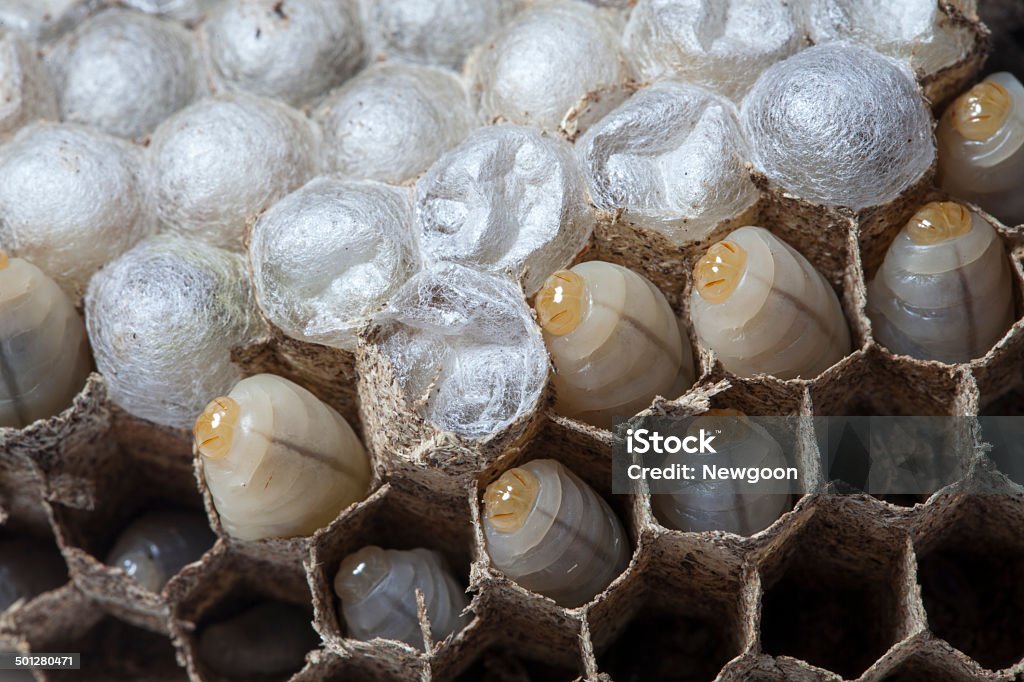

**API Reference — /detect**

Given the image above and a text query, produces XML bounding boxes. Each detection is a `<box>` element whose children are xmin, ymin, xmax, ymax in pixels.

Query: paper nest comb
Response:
<box><xmin>2</xmin><ymin>1</ymin><xmax>1024</xmax><ymax>681</ymax></box>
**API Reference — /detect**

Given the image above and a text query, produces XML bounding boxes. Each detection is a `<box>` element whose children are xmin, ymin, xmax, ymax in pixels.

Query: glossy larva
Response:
<box><xmin>534</xmin><ymin>261</ymin><xmax>695</xmax><ymax>428</ymax></box>
<box><xmin>0</xmin><ymin>31</ymin><xmax>57</xmax><ymax>142</ymax></box>
<box><xmin>0</xmin><ymin>251</ymin><xmax>91</xmax><ymax>429</ymax></box>
<box><xmin>938</xmin><ymin>72</ymin><xmax>1024</xmax><ymax>226</ymax></box>
<box><xmin>0</xmin><ymin>537</ymin><xmax>67</xmax><ymax>611</ymax></box>
<box><xmin>105</xmin><ymin>510</ymin><xmax>215</xmax><ymax>592</ymax></box>
<box><xmin>690</xmin><ymin>226</ymin><xmax>852</xmax><ymax>380</ymax></box>
<box><xmin>201</xmin><ymin>0</ymin><xmax>364</xmax><ymax>106</ymax></box>
<box><xmin>867</xmin><ymin>201</ymin><xmax>1014</xmax><ymax>364</ymax></box>
<box><xmin>334</xmin><ymin>546</ymin><xmax>469</xmax><ymax>648</ymax></box>
<box><xmin>48</xmin><ymin>10</ymin><xmax>201</xmax><ymax>139</ymax></box>
<box><xmin>482</xmin><ymin>459</ymin><xmax>630</xmax><ymax>607</ymax></box>
<box><xmin>652</xmin><ymin>409</ymin><xmax>790</xmax><ymax>535</ymax></box>
<box><xmin>194</xmin><ymin>373</ymin><xmax>371</xmax><ymax>541</ymax></box>
<box><xmin>198</xmin><ymin>601</ymin><xmax>317</xmax><ymax>678</ymax></box>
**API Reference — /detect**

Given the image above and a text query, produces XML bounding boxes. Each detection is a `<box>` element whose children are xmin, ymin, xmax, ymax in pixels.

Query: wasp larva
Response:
<box><xmin>194</xmin><ymin>373</ymin><xmax>371</xmax><ymax>541</ymax></box>
<box><xmin>938</xmin><ymin>72</ymin><xmax>1024</xmax><ymax>226</ymax></box>
<box><xmin>867</xmin><ymin>201</ymin><xmax>1014</xmax><ymax>363</ymax></box>
<box><xmin>482</xmin><ymin>459</ymin><xmax>630</xmax><ymax>608</ymax></box>
<box><xmin>0</xmin><ymin>537</ymin><xmax>67</xmax><ymax>611</ymax></box>
<box><xmin>534</xmin><ymin>261</ymin><xmax>695</xmax><ymax>428</ymax></box>
<box><xmin>0</xmin><ymin>251</ymin><xmax>91</xmax><ymax>428</ymax></box>
<box><xmin>105</xmin><ymin>510</ymin><xmax>215</xmax><ymax>592</ymax></box>
<box><xmin>690</xmin><ymin>227</ymin><xmax>851</xmax><ymax>380</ymax></box>
<box><xmin>198</xmin><ymin>601</ymin><xmax>317</xmax><ymax>678</ymax></box>
<box><xmin>653</xmin><ymin>409</ymin><xmax>791</xmax><ymax>536</ymax></box>
<box><xmin>334</xmin><ymin>546</ymin><xmax>469</xmax><ymax>649</ymax></box>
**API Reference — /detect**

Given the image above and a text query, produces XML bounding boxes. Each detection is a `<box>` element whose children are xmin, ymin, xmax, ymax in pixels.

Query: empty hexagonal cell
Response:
<box><xmin>757</xmin><ymin>499</ymin><xmax>910</xmax><ymax>679</ymax></box>
<box><xmin>913</xmin><ymin>496</ymin><xmax>1024</xmax><ymax>672</ymax></box>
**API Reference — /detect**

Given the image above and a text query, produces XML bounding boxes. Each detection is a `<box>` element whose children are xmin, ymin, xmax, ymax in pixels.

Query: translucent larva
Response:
<box><xmin>652</xmin><ymin>409</ymin><xmax>790</xmax><ymax>535</ymax></box>
<box><xmin>690</xmin><ymin>226</ymin><xmax>852</xmax><ymax>380</ymax></box>
<box><xmin>198</xmin><ymin>601</ymin><xmax>317</xmax><ymax>678</ymax></box>
<box><xmin>482</xmin><ymin>459</ymin><xmax>630</xmax><ymax>608</ymax></box>
<box><xmin>0</xmin><ymin>251</ymin><xmax>91</xmax><ymax>429</ymax></box>
<box><xmin>867</xmin><ymin>201</ymin><xmax>1014</xmax><ymax>364</ymax></box>
<box><xmin>937</xmin><ymin>72</ymin><xmax>1024</xmax><ymax>226</ymax></box>
<box><xmin>534</xmin><ymin>261</ymin><xmax>695</xmax><ymax>428</ymax></box>
<box><xmin>194</xmin><ymin>373</ymin><xmax>371</xmax><ymax>541</ymax></box>
<box><xmin>0</xmin><ymin>537</ymin><xmax>67</xmax><ymax>611</ymax></box>
<box><xmin>105</xmin><ymin>510</ymin><xmax>215</xmax><ymax>592</ymax></box>
<box><xmin>334</xmin><ymin>546</ymin><xmax>469</xmax><ymax>648</ymax></box>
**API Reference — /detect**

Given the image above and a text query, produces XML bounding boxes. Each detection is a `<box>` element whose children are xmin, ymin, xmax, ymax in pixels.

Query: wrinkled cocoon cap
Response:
<box><xmin>742</xmin><ymin>42</ymin><xmax>935</xmax><ymax>210</ymax></box>
<box><xmin>577</xmin><ymin>80</ymin><xmax>758</xmax><ymax>243</ymax></box>
<box><xmin>0</xmin><ymin>31</ymin><xmax>57</xmax><ymax>142</ymax></box>
<box><xmin>0</xmin><ymin>122</ymin><xmax>151</xmax><ymax>293</ymax></box>
<box><xmin>85</xmin><ymin>234</ymin><xmax>266</xmax><ymax>429</ymax></box>
<box><xmin>249</xmin><ymin>176</ymin><xmax>419</xmax><ymax>351</ymax></box>
<box><xmin>624</xmin><ymin>0</ymin><xmax>802</xmax><ymax>101</ymax></box>
<box><xmin>378</xmin><ymin>263</ymin><xmax>548</xmax><ymax>439</ymax></box>
<box><xmin>361</xmin><ymin>0</ymin><xmax>513</xmax><ymax>70</ymax></box>
<box><xmin>202</xmin><ymin>0</ymin><xmax>364</xmax><ymax>106</ymax></box>
<box><xmin>798</xmin><ymin>0</ymin><xmax>978</xmax><ymax>77</ymax></box>
<box><xmin>147</xmin><ymin>94</ymin><xmax>319</xmax><ymax>250</ymax></box>
<box><xmin>314</xmin><ymin>62</ymin><xmax>478</xmax><ymax>184</ymax></box>
<box><xmin>48</xmin><ymin>10</ymin><xmax>201</xmax><ymax>140</ymax></box>
<box><xmin>469</xmin><ymin>0</ymin><xmax>627</xmax><ymax>133</ymax></box>
<box><xmin>416</xmin><ymin>124</ymin><xmax>595</xmax><ymax>295</ymax></box>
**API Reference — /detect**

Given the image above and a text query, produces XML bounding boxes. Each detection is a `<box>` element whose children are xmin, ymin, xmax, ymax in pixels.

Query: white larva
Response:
<box><xmin>105</xmin><ymin>510</ymin><xmax>215</xmax><ymax>593</ymax></box>
<box><xmin>533</xmin><ymin>261</ymin><xmax>695</xmax><ymax>429</ymax></box>
<box><xmin>0</xmin><ymin>537</ymin><xmax>67</xmax><ymax>611</ymax></box>
<box><xmin>937</xmin><ymin>72</ymin><xmax>1024</xmax><ymax>227</ymax></box>
<box><xmin>147</xmin><ymin>94</ymin><xmax>318</xmax><ymax>251</ymax></box>
<box><xmin>0</xmin><ymin>30</ymin><xmax>57</xmax><ymax>142</ymax></box>
<box><xmin>0</xmin><ymin>251</ymin><xmax>91</xmax><ymax>429</ymax></box>
<box><xmin>652</xmin><ymin>409</ymin><xmax>791</xmax><ymax>536</ymax></box>
<box><xmin>314</xmin><ymin>62</ymin><xmax>478</xmax><ymax>184</ymax></box>
<box><xmin>198</xmin><ymin>602</ymin><xmax>317</xmax><ymax>678</ymax></box>
<box><xmin>690</xmin><ymin>226</ymin><xmax>852</xmax><ymax>380</ymax></box>
<box><xmin>85</xmin><ymin>235</ymin><xmax>265</xmax><ymax>430</ymax></box>
<box><xmin>334</xmin><ymin>546</ymin><xmax>469</xmax><ymax>649</ymax></box>
<box><xmin>248</xmin><ymin>176</ymin><xmax>418</xmax><ymax>351</ymax></box>
<box><xmin>193</xmin><ymin>373</ymin><xmax>371</xmax><ymax>541</ymax></box>
<box><xmin>482</xmin><ymin>459</ymin><xmax>630</xmax><ymax>608</ymax></box>
<box><xmin>201</xmin><ymin>0</ymin><xmax>364</xmax><ymax>106</ymax></box>
<box><xmin>48</xmin><ymin>10</ymin><xmax>201</xmax><ymax>140</ymax></box>
<box><xmin>867</xmin><ymin>201</ymin><xmax>1015</xmax><ymax>364</ymax></box>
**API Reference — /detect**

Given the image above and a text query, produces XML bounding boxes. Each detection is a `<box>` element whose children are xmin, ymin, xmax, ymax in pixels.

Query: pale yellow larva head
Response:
<box><xmin>694</xmin><ymin>240</ymin><xmax>747</xmax><ymax>304</ymax></box>
<box><xmin>906</xmin><ymin>201</ymin><xmax>973</xmax><ymax>245</ymax></box>
<box><xmin>484</xmin><ymin>467</ymin><xmax>540</xmax><ymax>533</ymax></box>
<box><xmin>949</xmin><ymin>79</ymin><xmax>1011</xmax><ymax>142</ymax></box>
<box><xmin>193</xmin><ymin>396</ymin><xmax>241</xmax><ymax>460</ymax></box>
<box><xmin>535</xmin><ymin>269</ymin><xmax>587</xmax><ymax>336</ymax></box>
<box><xmin>0</xmin><ymin>250</ymin><xmax>8</xmax><ymax>270</ymax></box>
<box><xmin>334</xmin><ymin>546</ymin><xmax>389</xmax><ymax>602</ymax></box>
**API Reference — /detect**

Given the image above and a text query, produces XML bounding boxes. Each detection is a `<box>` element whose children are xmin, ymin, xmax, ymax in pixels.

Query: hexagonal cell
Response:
<box><xmin>913</xmin><ymin>495</ymin><xmax>1024</xmax><ymax>672</ymax></box>
<box><xmin>756</xmin><ymin>498</ymin><xmax>910</xmax><ymax>679</ymax></box>
<box><xmin>0</xmin><ymin>487</ymin><xmax>68</xmax><ymax>625</ymax></box>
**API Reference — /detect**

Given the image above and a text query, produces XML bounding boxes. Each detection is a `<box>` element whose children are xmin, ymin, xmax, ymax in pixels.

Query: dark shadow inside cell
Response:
<box><xmin>0</xmin><ymin>524</ymin><xmax>69</xmax><ymax>612</ymax></box>
<box><xmin>918</xmin><ymin>547</ymin><xmax>1024</xmax><ymax>671</ymax></box>
<box><xmin>878</xmin><ymin>652</ymin><xmax>979</xmax><ymax>682</ymax></box>
<box><xmin>42</xmin><ymin>616</ymin><xmax>183</xmax><ymax>682</ymax></box>
<box><xmin>979</xmin><ymin>414</ymin><xmax>1024</xmax><ymax>486</ymax></box>
<box><xmin>454</xmin><ymin>648</ymin><xmax>581</xmax><ymax>682</ymax></box>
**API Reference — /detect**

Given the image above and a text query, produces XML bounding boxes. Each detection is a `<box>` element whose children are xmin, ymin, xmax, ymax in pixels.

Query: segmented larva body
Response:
<box><xmin>938</xmin><ymin>72</ymin><xmax>1024</xmax><ymax>226</ymax></box>
<box><xmin>653</xmin><ymin>409</ymin><xmax>790</xmax><ymax>536</ymax></box>
<box><xmin>534</xmin><ymin>261</ymin><xmax>695</xmax><ymax>428</ymax></box>
<box><xmin>105</xmin><ymin>510</ymin><xmax>215</xmax><ymax>592</ymax></box>
<box><xmin>198</xmin><ymin>601</ymin><xmax>317</xmax><ymax>678</ymax></box>
<box><xmin>194</xmin><ymin>373</ymin><xmax>371</xmax><ymax>541</ymax></box>
<box><xmin>482</xmin><ymin>459</ymin><xmax>630</xmax><ymax>608</ymax></box>
<box><xmin>0</xmin><ymin>251</ymin><xmax>91</xmax><ymax>428</ymax></box>
<box><xmin>867</xmin><ymin>202</ymin><xmax>1014</xmax><ymax>364</ymax></box>
<box><xmin>690</xmin><ymin>226</ymin><xmax>851</xmax><ymax>380</ymax></box>
<box><xmin>334</xmin><ymin>546</ymin><xmax>469</xmax><ymax>649</ymax></box>
<box><xmin>0</xmin><ymin>537</ymin><xmax>67</xmax><ymax>611</ymax></box>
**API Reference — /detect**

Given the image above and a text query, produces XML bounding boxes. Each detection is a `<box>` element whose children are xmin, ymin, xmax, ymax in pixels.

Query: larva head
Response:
<box><xmin>535</xmin><ymin>269</ymin><xmax>587</xmax><ymax>336</ymax></box>
<box><xmin>694</xmin><ymin>240</ymin><xmax>747</xmax><ymax>304</ymax></box>
<box><xmin>949</xmin><ymin>79</ymin><xmax>1011</xmax><ymax>142</ymax></box>
<box><xmin>484</xmin><ymin>467</ymin><xmax>540</xmax><ymax>533</ymax></box>
<box><xmin>193</xmin><ymin>396</ymin><xmax>241</xmax><ymax>461</ymax></box>
<box><xmin>906</xmin><ymin>202</ymin><xmax>972</xmax><ymax>245</ymax></box>
<box><xmin>334</xmin><ymin>546</ymin><xmax>389</xmax><ymax>602</ymax></box>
